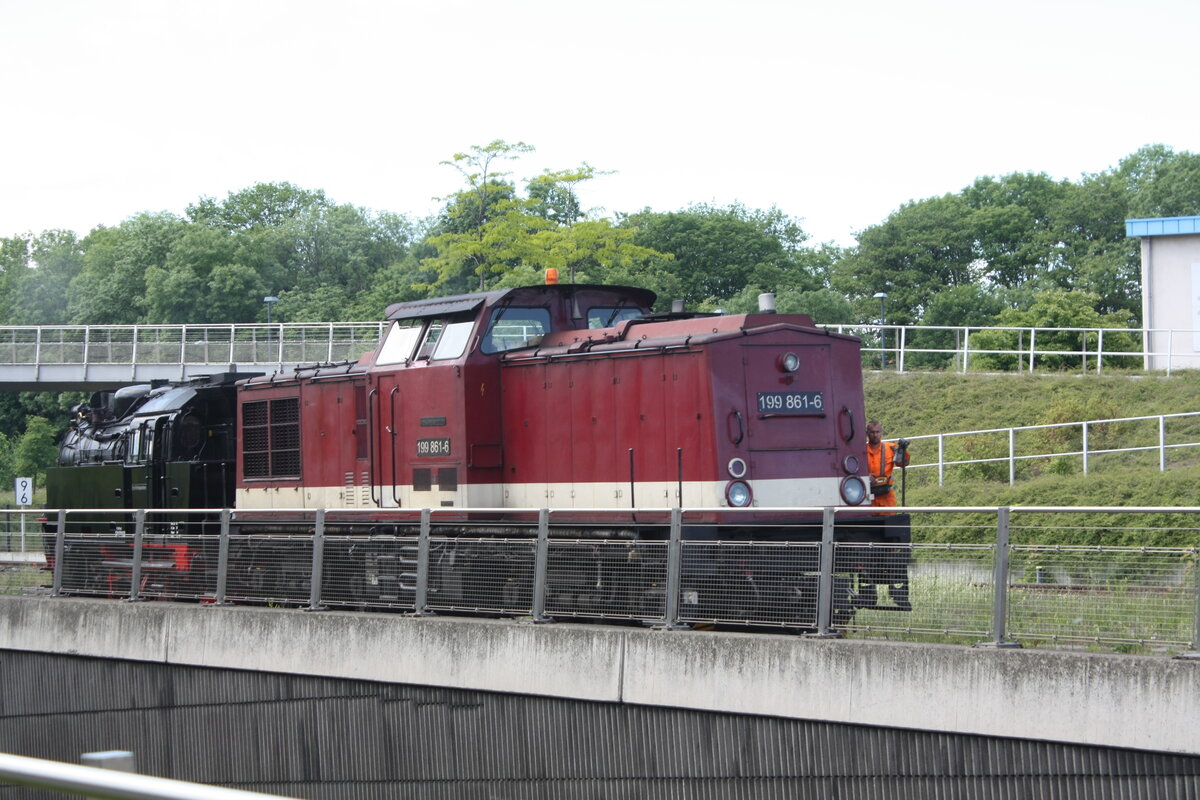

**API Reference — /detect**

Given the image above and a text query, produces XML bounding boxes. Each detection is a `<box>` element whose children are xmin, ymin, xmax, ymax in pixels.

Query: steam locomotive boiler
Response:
<box><xmin>45</xmin><ymin>282</ymin><xmax>911</xmax><ymax>625</ymax></box>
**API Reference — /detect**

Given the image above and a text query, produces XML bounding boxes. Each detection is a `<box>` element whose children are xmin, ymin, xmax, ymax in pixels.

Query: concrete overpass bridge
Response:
<box><xmin>0</xmin><ymin>595</ymin><xmax>1195</xmax><ymax>797</ymax></box>
<box><xmin>0</xmin><ymin>322</ymin><xmax>384</xmax><ymax>391</ymax></box>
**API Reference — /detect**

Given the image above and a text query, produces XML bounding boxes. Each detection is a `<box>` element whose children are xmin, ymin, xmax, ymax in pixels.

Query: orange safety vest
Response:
<box><xmin>866</xmin><ymin>441</ymin><xmax>907</xmax><ymax>507</ymax></box>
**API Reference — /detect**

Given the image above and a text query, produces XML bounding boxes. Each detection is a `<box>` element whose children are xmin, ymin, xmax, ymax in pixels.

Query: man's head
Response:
<box><xmin>866</xmin><ymin>420</ymin><xmax>883</xmax><ymax>445</ymax></box>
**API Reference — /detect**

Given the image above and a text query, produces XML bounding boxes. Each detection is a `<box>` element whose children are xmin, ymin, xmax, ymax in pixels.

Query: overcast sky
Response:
<box><xmin>4</xmin><ymin>0</ymin><xmax>1199</xmax><ymax>247</ymax></box>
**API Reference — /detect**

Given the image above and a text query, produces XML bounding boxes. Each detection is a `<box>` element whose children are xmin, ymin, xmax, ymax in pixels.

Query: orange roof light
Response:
<box><xmin>545</xmin><ymin>268</ymin><xmax>559</xmax><ymax>285</ymax></box>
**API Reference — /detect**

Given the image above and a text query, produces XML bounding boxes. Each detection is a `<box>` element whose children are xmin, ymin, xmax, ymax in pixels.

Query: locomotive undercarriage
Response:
<box><xmin>45</xmin><ymin>515</ymin><xmax>911</xmax><ymax>632</ymax></box>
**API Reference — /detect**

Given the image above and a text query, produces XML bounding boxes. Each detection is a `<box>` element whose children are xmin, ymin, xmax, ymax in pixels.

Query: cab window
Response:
<box><xmin>481</xmin><ymin>307</ymin><xmax>551</xmax><ymax>353</ymax></box>
<box><xmin>431</xmin><ymin>320</ymin><xmax>474</xmax><ymax>359</ymax></box>
<box><xmin>377</xmin><ymin>320</ymin><xmax>423</xmax><ymax>365</ymax></box>
<box><xmin>588</xmin><ymin>306</ymin><xmax>642</xmax><ymax>329</ymax></box>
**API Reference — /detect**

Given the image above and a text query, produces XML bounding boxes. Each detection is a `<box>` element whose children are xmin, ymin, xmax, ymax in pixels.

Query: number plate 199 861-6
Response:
<box><xmin>756</xmin><ymin>391</ymin><xmax>825</xmax><ymax>415</ymax></box>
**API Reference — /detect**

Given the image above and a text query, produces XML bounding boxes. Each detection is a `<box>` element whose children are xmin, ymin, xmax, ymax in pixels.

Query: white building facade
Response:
<box><xmin>1126</xmin><ymin>216</ymin><xmax>1200</xmax><ymax>370</ymax></box>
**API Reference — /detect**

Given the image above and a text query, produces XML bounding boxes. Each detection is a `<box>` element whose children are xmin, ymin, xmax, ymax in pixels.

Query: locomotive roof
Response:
<box><xmin>384</xmin><ymin>284</ymin><xmax>658</xmax><ymax>321</ymax></box>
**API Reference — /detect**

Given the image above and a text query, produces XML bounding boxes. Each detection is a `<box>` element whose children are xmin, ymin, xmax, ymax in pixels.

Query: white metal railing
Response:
<box><xmin>899</xmin><ymin>411</ymin><xmax>1200</xmax><ymax>486</ymax></box>
<box><xmin>0</xmin><ymin>322</ymin><xmax>1198</xmax><ymax>373</ymax></box>
<box><xmin>0</xmin><ymin>751</ymin><xmax>297</xmax><ymax>799</ymax></box>
<box><xmin>821</xmin><ymin>323</ymin><xmax>1200</xmax><ymax>374</ymax></box>
<box><xmin>0</xmin><ymin>323</ymin><xmax>387</xmax><ymax>368</ymax></box>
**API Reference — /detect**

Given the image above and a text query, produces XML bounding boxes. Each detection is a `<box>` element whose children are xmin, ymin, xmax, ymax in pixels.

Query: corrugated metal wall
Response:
<box><xmin>0</xmin><ymin>650</ymin><xmax>1196</xmax><ymax>799</ymax></box>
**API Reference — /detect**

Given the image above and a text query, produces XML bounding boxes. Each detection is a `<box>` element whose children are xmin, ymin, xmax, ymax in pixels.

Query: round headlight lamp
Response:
<box><xmin>727</xmin><ymin>457</ymin><xmax>747</xmax><ymax>478</ymax></box>
<box><xmin>842</xmin><ymin>455</ymin><xmax>860</xmax><ymax>474</ymax></box>
<box><xmin>778</xmin><ymin>352</ymin><xmax>800</xmax><ymax>373</ymax></box>
<box><xmin>839</xmin><ymin>476</ymin><xmax>868</xmax><ymax>506</ymax></box>
<box><xmin>726</xmin><ymin>480</ymin><xmax>753</xmax><ymax>508</ymax></box>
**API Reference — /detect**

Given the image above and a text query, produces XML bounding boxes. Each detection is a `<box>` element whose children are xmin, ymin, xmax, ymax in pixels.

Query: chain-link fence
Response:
<box><xmin>15</xmin><ymin>505</ymin><xmax>1200</xmax><ymax>656</ymax></box>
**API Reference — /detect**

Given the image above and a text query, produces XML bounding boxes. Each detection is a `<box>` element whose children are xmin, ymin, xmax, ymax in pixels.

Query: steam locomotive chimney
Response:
<box><xmin>758</xmin><ymin>293</ymin><xmax>777</xmax><ymax>314</ymax></box>
<box><xmin>671</xmin><ymin>299</ymin><xmax>685</xmax><ymax>314</ymax></box>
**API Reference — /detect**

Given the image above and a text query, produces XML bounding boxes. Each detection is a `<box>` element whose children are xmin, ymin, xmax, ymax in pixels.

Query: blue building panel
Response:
<box><xmin>1126</xmin><ymin>216</ymin><xmax>1200</xmax><ymax>237</ymax></box>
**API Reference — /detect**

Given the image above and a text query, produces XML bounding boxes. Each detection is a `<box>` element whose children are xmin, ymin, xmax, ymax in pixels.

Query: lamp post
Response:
<box><xmin>263</xmin><ymin>296</ymin><xmax>279</xmax><ymax>361</ymax></box>
<box><xmin>873</xmin><ymin>292</ymin><xmax>888</xmax><ymax>371</ymax></box>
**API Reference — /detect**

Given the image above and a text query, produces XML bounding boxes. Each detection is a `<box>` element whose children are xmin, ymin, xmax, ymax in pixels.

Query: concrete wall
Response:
<box><xmin>0</xmin><ymin>596</ymin><xmax>1196</xmax><ymax>755</ymax></box>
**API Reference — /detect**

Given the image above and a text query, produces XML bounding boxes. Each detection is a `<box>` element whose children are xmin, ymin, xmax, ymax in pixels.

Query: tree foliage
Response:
<box><xmin>0</xmin><ymin>140</ymin><xmax>1195</xmax><ymax>353</ymax></box>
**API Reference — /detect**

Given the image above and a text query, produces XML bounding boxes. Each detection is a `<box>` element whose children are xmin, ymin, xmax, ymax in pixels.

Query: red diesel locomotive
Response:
<box><xmin>240</xmin><ymin>283</ymin><xmax>874</xmax><ymax>516</ymax></box>
<box><xmin>48</xmin><ymin>282</ymin><xmax>910</xmax><ymax>621</ymax></box>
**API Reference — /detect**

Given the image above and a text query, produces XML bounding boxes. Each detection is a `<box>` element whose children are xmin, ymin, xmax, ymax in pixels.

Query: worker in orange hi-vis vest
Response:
<box><xmin>865</xmin><ymin>420</ymin><xmax>910</xmax><ymax>507</ymax></box>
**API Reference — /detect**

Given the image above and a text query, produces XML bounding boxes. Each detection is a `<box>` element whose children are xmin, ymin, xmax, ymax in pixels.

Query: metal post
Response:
<box><xmin>1082</xmin><ymin>422</ymin><xmax>1089</xmax><ymax>475</ymax></box>
<box><xmin>979</xmin><ymin>507</ymin><xmax>1020</xmax><ymax>648</ymax></box>
<box><xmin>898</xmin><ymin>326</ymin><xmax>906</xmax><ymax>373</ymax></box>
<box><xmin>937</xmin><ymin>434</ymin><xmax>945</xmax><ymax>487</ymax></box>
<box><xmin>1029</xmin><ymin>328</ymin><xmax>1036</xmax><ymax>373</ymax></box>
<box><xmin>307</xmin><ymin>509</ymin><xmax>326</xmax><ymax>611</ymax></box>
<box><xmin>414</xmin><ymin>508</ymin><xmax>431</xmax><ymax>616</ymax></box>
<box><xmin>213</xmin><ymin>509</ymin><xmax>232</xmax><ymax>606</ymax></box>
<box><xmin>128</xmin><ymin>510</ymin><xmax>145</xmax><ymax>602</ymax></box>
<box><xmin>662</xmin><ymin>507</ymin><xmax>684</xmax><ymax>629</ymax></box>
<box><xmin>1097</xmin><ymin>329</ymin><xmax>1104</xmax><ymax>375</ymax></box>
<box><xmin>51</xmin><ymin>510</ymin><xmax>66</xmax><ymax>597</ymax></box>
<box><xmin>962</xmin><ymin>328</ymin><xmax>970</xmax><ymax>373</ymax></box>
<box><xmin>1160</xmin><ymin>416</ymin><xmax>1167</xmax><ymax>472</ymax></box>
<box><xmin>1008</xmin><ymin>428</ymin><xmax>1015</xmax><ymax>486</ymax></box>
<box><xmin>1168</xmin><ymin>329</ymin><xmax>1174</xmax><ymax>376</ymax></box>
<box><xmin>531</xmin><ymin>509</ymin><xmax>552</xmax><ymax>623</ymax></box>
<box><xmin>1192</xmin><ymin>547</ymin><xmax>1200</xmax><ymax>657</ymax></box>
<box><xmin>808</xmin><ymin>507</ymin><xmax>841</xmax><ymax>638</ymax></box>
<box><xmin>1176</xmin><ymin>546</ymin><xmax>1200</xmax><ymax>660</ymax></box>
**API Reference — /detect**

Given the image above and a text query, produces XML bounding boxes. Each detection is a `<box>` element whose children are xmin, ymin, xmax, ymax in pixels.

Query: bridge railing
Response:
<box><xmin>0</xmin><ymin>323</ymin><xmax>387</xmax><ymax>368</ymax></box>
<box><xmin>899</xmin><ymin>411</ymin><xmax>1200</xmax><ymax>487</ymax></box>
<box><xmin>7</xmin><ymin>505</ymin><xmax>1198</xmax><ymax>657</ymax></box>
<box><xmin>1</xmin><ymin>321</ymin><xmax>1199</xmax><ymax>375</ymax></box>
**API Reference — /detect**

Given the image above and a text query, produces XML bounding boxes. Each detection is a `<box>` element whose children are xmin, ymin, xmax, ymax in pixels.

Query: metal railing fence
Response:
<box><xmin>0</xmin><ymin>322</ymin><xmax>387</xmax><ymax>368</ymax></box>
<box><xmin>6</xmin><ymin>505</ymin><xmax>1197</xmax><ymax>657</ymax></box>
<box><xmin>900</xmin><ymin>410</ymin><xmax>1200</xmax><ymax>486</ymax></box>
<box><xmin>0</xmin><ymin>751</ymin><xmax>298</xmax><ymax>800</ymax></box>
<box><xmin>821</xmin><ymin>323</ymin><xmax>1199</xmax><ymax>374</ymax></box>
<box><xmin>1</xmin><ymin>321</ymin><xmax>1199</xmax><ymax>374</ymax></box>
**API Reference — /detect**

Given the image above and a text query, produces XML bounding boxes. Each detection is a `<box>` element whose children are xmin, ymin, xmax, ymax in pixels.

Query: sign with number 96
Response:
<box><xmin>14</xmin><ymin>477</ymin><xmax>32</xmax><ymax>507</ymax></box>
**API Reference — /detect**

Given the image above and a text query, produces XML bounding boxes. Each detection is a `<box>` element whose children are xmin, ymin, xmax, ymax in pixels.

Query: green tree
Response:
<box><xmin>905</xmin><ymin>284</ymin><xmax>1007</xmax><ymax>370</ymax></box>
<box><xmin>7</xmin><ymin>231</ymin><xmax>85</xmax><ymax>324</ymax></box>
<box><xmin>969</xmin><ymin>290</ymin><xmax>1136</xmax><ymax>371</ymax></box>
<box><xmin>13</xmin><ymin>417</ymin><xmax>58</xmax><ymax>486</ymax></box>
<box><xmin>835</xmin><ymin>194</ymin><xmax>976</xmax><ymax>325</ymax></box>
<box><xmin>526</xmin><ymin>164</ymin><xmax>610</xmax><ymax>226</ymax></box>
<box><xmin>0</xmin><ymin>431</ymin><xmax>13</xmax><ymax>487</ymax></box>
<box><xmin>0</xmin><ymin>235</ymin><xmax>30</xmax><ymax>323</ymax></box>
<box><xmin>722</xmin><ymin>285</ymin><xmax>856</xmax><ymax>323</ymax></box>
<box><xmin>68</xmin><ymin>213</ymin><xmax>188</xmax><ymax>323</ymax></box>
<box><xmin>187</xmin><ymin>182</ymin><xmax>329</xmax><ymax>231</ymax></box>
<box><xmin>622</xmin><ymin>203</ymin><xmax>815</xmax><ymax>307</ymax></box>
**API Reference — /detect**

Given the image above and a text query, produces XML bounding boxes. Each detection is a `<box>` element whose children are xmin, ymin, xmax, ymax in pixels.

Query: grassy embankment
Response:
<box><xmin>864</xmin><ymin>370</ymin><xmax>1200</xmax><ymax>545</ymax></box>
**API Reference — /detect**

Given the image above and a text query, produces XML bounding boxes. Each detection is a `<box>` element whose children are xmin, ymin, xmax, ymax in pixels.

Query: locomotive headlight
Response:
<box><xmin>778</xmin><ymin>352</ymin><xmax>800</xmax><ymax>373</ymax></box>
<box><xmin>842</xmin><ymin>455</ymin><xmax>860</xmax><ymax>474</ymax></box>
<box><xmin>727</xmin><ymin>457</ymin><xmax>747</xmax><ymax>478</ymax></box>
<box><xmin>840</xmin><ymin>476</ymin><xmax>868</xmax><ymax>506</ymax></box>
<box><xmin>726</xmin><ymin>480</ymin><xmax>753</xmax><ymax>507</ymax></box>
